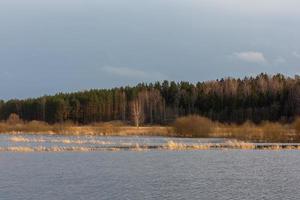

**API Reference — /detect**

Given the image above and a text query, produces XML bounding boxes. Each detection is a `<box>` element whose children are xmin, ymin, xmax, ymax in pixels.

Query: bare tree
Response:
<box><xmin>148</xmin><ymin>89</ymin><xmax>165</xmax><ymax>124</ymax></box>
<box><xmin>130</xmin><ymin>98</ymin><xmax>144</xmax><ymax>127</ymax></box>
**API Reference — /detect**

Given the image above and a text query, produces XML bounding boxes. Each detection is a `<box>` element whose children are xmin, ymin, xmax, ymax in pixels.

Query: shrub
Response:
<box><xmin>6</xmin><ymin>113</ymin><xmax>23</xmax><ymax>125</ymax></box>
<box><xmin>260</xmin><ymin>121</ymin><xmax>286</xmax><ymax>142</ymax></box>
<box><xmin>294</xmin><ymin>117</ymin><xmax>300</xmax><ymax>134</ymax></box>
<box><xmin>230</xmin><ymin>121</ymin><xmax>261</xmax><ymax>141</ymax></box>
<box><xmin>173</xmin><ymin>115</ymin><xmax>213</xmax><ymax>137</ymax></box>
<box><xmin>229</xmin><ymin>120</ymin><xmax>289</xmax><ymax>142</ymax></box>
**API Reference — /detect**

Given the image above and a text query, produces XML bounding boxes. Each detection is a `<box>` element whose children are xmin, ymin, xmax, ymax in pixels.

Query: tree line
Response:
<box><xmin>0</xmin><ymin>73</ymin><xmax>300</xmax><ymax>125</ymax></box>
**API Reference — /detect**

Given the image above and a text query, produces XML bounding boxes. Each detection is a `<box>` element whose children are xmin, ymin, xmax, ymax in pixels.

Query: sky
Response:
<box><xmin>0</xmin><ymin>0</ymin><xmax>300</xmax><ymax>100</ymax></box>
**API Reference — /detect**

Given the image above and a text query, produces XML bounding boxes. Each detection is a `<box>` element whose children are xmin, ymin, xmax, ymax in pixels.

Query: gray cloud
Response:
<box><xmin>273</xmin><ymin>57</ymin><xmax>286</xmax><ymax>65</ymax></box>
<box><xmin>0</xmin><ymin>0</ymin><xmax>300</xmax><ymax>99</ymax></box>
<box><xmin>233</xmin><ymin>51</ymin><xmax>267</xmax><ymax>63</ymax></box>
<box><xmin>101</xmin><ymin>66</ymin><xmax>168</xmax><ymax>81</ymax></box>
<box><xmin>292</xmin><ymin>52</ymin><xmax>300</xmax><ymax>58</ymax></box>
<box><xmin>201</xmin><ymin>0</ymin><xmax>300</xmax><ymax>16</ymax></box>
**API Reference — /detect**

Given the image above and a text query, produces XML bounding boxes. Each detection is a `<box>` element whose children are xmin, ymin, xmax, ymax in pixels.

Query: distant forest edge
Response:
<box><xmin>1</xmin><ymin>73</ymin><xmax>300</xmax><ymax>125</ymax></box>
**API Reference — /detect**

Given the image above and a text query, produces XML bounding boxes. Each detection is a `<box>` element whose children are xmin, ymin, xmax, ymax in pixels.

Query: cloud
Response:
<box><xmin>292</xmin><ymin>51</ymin><xmax>300</xmax><ymax>58</ymax></box>
<box><xmin>200</xmin><ymin>0</ymin><xmax>300</xmax><ymax>16</ymax></box>
<box><xmin>273</xmin><ymin>57</ymin><xmax>286</xmax><ymax>65</ymax></box>
<box><xmin>101</xmin><ymin>66</ymin><xmax>167</xmax><ymax>80</ymax></box>
<box><xmin>233</xmin><ymin>51</ymin><xmax>267</xmax><ymax>63</ymax></box>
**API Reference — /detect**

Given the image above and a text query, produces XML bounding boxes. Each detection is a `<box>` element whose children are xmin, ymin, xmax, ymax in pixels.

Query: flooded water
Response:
<box><xmin>1</xmin><ymin>134</ymin><xmax>300</xmax><ymax>199</ymax></box>
<box><xmin>0</xmin><ymin>134</ymin><xmax>230</xmax><ymax>151</ymax></box>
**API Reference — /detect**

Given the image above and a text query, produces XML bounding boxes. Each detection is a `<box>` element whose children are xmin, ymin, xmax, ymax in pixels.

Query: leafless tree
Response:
<box><xmin>130</xmin><ymin>98</ymin><xmax>144</xmax><ymax>127</ymax></box>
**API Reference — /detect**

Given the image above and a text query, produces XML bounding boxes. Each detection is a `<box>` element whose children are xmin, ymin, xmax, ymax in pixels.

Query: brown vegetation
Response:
<box><xmin>173</xmin><ymin>115</ymin><xmax>299</xmax><ymax>142</ymax></box>
<box><xmin>0</xmin><ymin>115</ymin><xmax>172</xmax><ymax>136</ymax></box>
<box><xmin>2</xmin><ymin>113</ymin><xmax>300</xmax><ymax>142</ymax></box>
<box><xmin>172</xmin><ymin>115</ymin><xmax>213</xmax><ymax>137</ymax></box>
<box><xmin>222</xmin><ymin>121</ymin><xmax>295</xmax><ymax>142</ymax></box>
<box><xmin>7</xmin><ymin>113</ymin><xmax>22</xmax><ymax>125</ymax></box>
<box><xmin>293</xmin><ymin>117</ymin><xmax>300</xmax><ymax>134</ymax></box>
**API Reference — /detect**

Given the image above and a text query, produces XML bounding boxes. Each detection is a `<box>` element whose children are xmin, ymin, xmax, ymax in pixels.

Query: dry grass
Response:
<box><xmin>172</xmin><ymin>115</ymin><xmax>300</xmax><ymax>142</ymax></box>
<box><xmin>0</xmin><ymin>120</ymin><xmax>172</xmax><ymax>136</ymax></box>
<box><xmin>163</xmin><ymin>140</ymin><xmax>256</xmax><ymax>150</ymax></box>
<box><xmin>222</xmin><ymin>121</ymin><xmax>294</xmax><ymax>142</ymax></box>
<box><xmin>0</xmin><ymin>146</ymin><xmax>94</xmax><ymax>152</ymax></box>
<box><xmin>293</xmin><ymin>117</ymin><xmax>300</xmax><ymax>137</ymax></box>
<box><xmin>1</xmin><ymin>115</ymin><xmax>300</xmax><ymax>142</ymax></box>
<box><xmin>223</xmin><ymin>140</ymin><xmax>256</xmax><ymax>149</ymax></box>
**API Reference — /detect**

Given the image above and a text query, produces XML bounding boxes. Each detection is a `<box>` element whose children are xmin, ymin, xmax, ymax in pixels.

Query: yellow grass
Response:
<box><xmin>0</xmin><ymin>120</ymin><xmax>172</xmax><ymax>136</ymax></box>
<box><xmin>223</xmin><ymin>140</ymin><xmax>256</xmax><ymax>149</ymax></box>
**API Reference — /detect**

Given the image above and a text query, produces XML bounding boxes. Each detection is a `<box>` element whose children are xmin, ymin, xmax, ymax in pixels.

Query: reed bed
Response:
<box><xmin>173</xmin><ymin>115</ymin><xmax>300</xmax><ymax>142</ymax></box>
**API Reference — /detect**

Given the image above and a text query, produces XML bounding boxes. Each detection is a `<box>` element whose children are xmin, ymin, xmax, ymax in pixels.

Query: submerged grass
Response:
<box><xmin>162</xmin><ymin>140</ymin><xmax>300</xmax><ymax>151</ymax></box>
<box><xmin>3</xmin><ymin>137</ymin><xmax>300</xmax><ymax>152</ymax></box>
<box><xmin>163</xmin><ymin>140</ymin><xmax>255</xmax><ymax>150</ymax></box>
<box><xmin>8</xmin><ymin>136</ymin><xmax>112</xmax><ymax>145</ymax></box>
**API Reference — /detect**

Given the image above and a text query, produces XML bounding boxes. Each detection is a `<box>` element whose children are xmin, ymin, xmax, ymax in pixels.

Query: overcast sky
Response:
<box><xmin>0</xmin><ymin>0</ymin><xmax>300</xmax><ymax>99</ymax></box>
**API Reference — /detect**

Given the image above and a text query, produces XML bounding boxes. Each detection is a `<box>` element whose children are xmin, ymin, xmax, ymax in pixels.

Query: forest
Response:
<box><xmin>0</xmin><ymin>73</ymin><xmax>300</xmax><ymax>125</ymax></box>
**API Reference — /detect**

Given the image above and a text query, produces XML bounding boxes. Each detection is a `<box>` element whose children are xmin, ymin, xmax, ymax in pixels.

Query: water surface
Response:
<box><xmin>1</xmin><ymin>135</ymin><xmax>300</xmax><ymax>199</ymax></box>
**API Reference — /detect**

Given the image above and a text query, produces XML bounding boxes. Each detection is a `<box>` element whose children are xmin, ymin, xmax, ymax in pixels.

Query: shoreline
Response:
<box><xmin>1</xmin><ymin>121</ymin><xmax>299</xmax><ymax>143</ymax></box>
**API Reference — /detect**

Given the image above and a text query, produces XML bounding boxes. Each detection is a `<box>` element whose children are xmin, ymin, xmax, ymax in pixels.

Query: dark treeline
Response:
<box><xmin>1</xmin><ymin>73</ymin><xmax>300</xmax><ymax>125</ymax></box>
